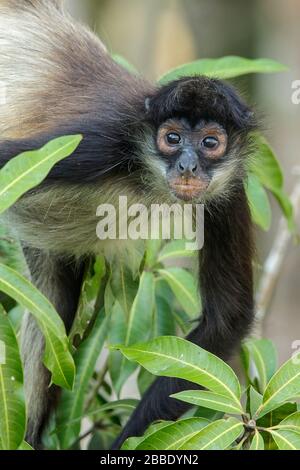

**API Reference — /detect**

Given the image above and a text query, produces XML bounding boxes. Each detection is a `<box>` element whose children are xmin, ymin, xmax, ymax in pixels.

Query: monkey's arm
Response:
<box><xmin>0</xmin><ymin>127</ymin><xmax>121</xmax><ymax>184</ymax></box>
<box><xmin>112</xmin><ymin>187</ymin><xmax>254</xmax><ymax>449</ymax></box>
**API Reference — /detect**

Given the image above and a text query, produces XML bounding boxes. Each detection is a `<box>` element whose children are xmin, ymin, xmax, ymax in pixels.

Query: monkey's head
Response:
<box><xmin>141</xmin><ymin>76</ymin><xmax>256</xmax><ymax>203</ymax></box>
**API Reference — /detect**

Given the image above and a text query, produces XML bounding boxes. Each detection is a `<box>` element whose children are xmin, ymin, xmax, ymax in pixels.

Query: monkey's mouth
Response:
<box><xmin>168</xmin><ymin>177</ymin><xmax>209</xmax><ymax>201</ymax></box>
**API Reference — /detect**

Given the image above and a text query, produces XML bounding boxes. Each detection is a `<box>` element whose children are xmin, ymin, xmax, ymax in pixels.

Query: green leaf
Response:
<box><xmin>109</xmin><ymin>272</ymin><xmax>155</xmax><ymax>394</ymax></box>
<box><xmin>88</xmin><ymin>430</ymin><xmax>116</xmax><ymax>451</ymax></box>
<box><xmin>275</xmin><ymin>411</ymin><xmax>300</xmax><ymax>432</ymax></box>
<box><xmin>137</xmin><ymin>367</ymin><xmax>155</xmax><ymax>395</ymax></box>
<box><xmin>18</xmin><ymin>441</ymin><xmax>34</xmax><ymax>450</ymax></box>
<box><xmin>256</xmin><ymin>402</ymin><xmax>298</xmax><ymax>429</ymax></box>
<box><xmin>104</xmin><ymin>278</ymin><xmax>116</xmax><ymax>316</ymax></box>
<box><xmin>171</xmin><ymin>390</ymin><xmax>243</xmax><ymax>415</ymax></box>
<box><xmin>0</xmin><ymin>308</ymin><xmax>26</xmax><ymax>450</ymax></box>
<box><xmin>125</xmin><ymin>271</ymin><xmax>155</xmax><ymax>346</ymax></box>
<box><xmin>122</xmin><ymin>421</ymin><xmax>174</xmax><ymax>450</ymax></box>
<box><xmin>135</xmin><ymin>417</ymin><xmax>210</xmax><ymax>450</ymax></box>
<box><xmin>249</xmin><ymin>386</ymin><xmax>263</xmax><ymax>417</ymax></box>
<box><xmin>250</xmin><ymin>430</ymin><xmax>264</xmax><ymax>450</ymax></box>
<box><xmin>194</xmin><ymin>406</ymin><xmax>224</xmax><ymax>421</ymax></box>
<box><xmin>107</xmin><ymin>261</ymin><xmax>139</xmax><ymax>394</ymax></box>
<box><xmin>157</xmin><ymin>240</ymin><xmax>196</xmax><ymax>264</ymax></box>
<box><xmin>172</xmin><ymin>308</ymin><xmax>193</xmax><ymax>335</ymax></box>
<box><xmin>250</xmin><ymin>137</ymin><xmax>295</xmax><ymax>230</ymax></box>
<box><xmin>108</xmin><ymin>301</ymin><xmax>134</xmax><ymax>395</ymax></box>
<box><xmin>153</xmin><ymin>295</ymin><xmax>176</xmax><ymax>337</ymax></box>
<box><xmin>272</xmin><ymin>188</ymin><xmax>295</xmax><ymax>231</ymax></box>
<box><xmin>178</xmin><ymin>417</ymin><xmax>243</xmax><ymax>450</ymax></box>
<box><xmin>56</xmin><ymin>399</ymin><xmax>138</xmax><ymax>431</ymax></box>
<box><xmin>250</xmin><ymin>137</ymin><xmax>283</xmax><ymax>191</ymax></box>
<box><xmin>112</xmin><ymin>54</ymin><xmax>139</xmax><ymax>75</ymax></box>
<box><xmin>245</xmin><ymin>174</ymin><xmax>272</xmax><ymax>231</ymax></box>
<box><xmin>242</xmin><ymin>339</ymin><xmax>277</xmax><ymax>393</ymax></box>
<box><xmin>69</xmin><ymin>256</ymin><xmax>106</xmax><ymax>343</ymax></box>
<box><xmin>110</xmin><ymin>261</ymin><xmax>138</xmax><ymax>317</ymax></box>
<box><xmin>56</xmin><ymin>310</ymin><xmax>109</xmax><ymax>448</ymax></box>
<box><xmin>0</xmin><ymin>264</ymin><xmax>74</xmax><ymax>389</ymax></box>
<box><xmin>257</xmin><ymin>356</ymin><xmax>300</xmax><ymax>418</ymax></box>
<box><xmin>158</xmin><ymin>268</ymin><xmax>200</xmax><ymax>317</ymax></box>
<box><xmin>145</xmin><ymin>239</ymin><xmax>163</xmax><ymax>268</ymax></box>
<box><xmin>159</xmin><ymin>56</ymin><xmax>287</xmax><ymax>84</ymax></box>
<box><xmin>87</xmin><ymin>399</ymin><xmax>138</xmax><ymax>417</ymax></box>
<box><xmin>270</xmin><ymin>430</ymin><xmax>300</xmax><ymax>450</ymax></box>
<box><xmin>155</xmin><ymin>278</ymin><xmax>174</xmax><ymax>305</ymax></box>
<box><xmin>112</xmin><ymin>336</ymin><xmax>241</xmax><ymax>405</ymax></box>
<box><xmin>0</xmin><ymin>135</ymin><xmax>82</xmax><ymax>214</ymax></box>
<box><xmin>8</xmin><ymin>305</ymin><xmax>24</xmax><ymax>335</ymax></box>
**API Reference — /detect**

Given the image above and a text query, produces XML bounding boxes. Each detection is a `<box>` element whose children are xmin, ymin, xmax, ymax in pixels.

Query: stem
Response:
<box><xmin>254</xmin><ymin>177</ymin><xmax>300</xmax><ymax>337</ymax></box>
<box><xmin>235</xmin><ymin>430</ymin><xmax>251</xmax><ymax>449</ymax></box>
<box><xmin>85</xmin><ymin>361</ymin><xmax>109</xmax><ymax>412</ymax></box>
<box><xmin>73</xmin><ymin>422</ymin><xmax>119</xmax><ymax>447</ymax></box>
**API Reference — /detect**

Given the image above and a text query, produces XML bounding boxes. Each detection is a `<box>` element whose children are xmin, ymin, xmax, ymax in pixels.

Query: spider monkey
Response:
<box><xmin>0</xmin><ymin>0</ymin><xmax>256</xmax><ymax>448</ymax></box>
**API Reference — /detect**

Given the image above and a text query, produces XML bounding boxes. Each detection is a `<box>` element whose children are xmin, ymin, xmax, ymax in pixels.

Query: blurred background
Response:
<box><xmin>65</xmin><ymin>0</ymin><xmax>300</xmax><ymax>364</ymax></box>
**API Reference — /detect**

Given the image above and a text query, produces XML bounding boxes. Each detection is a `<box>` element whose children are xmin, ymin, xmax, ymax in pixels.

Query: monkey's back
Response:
<box><xmin>0</xmin><ymin>0</ymin><xmax>147</xmax><ymax>140</ymax></box>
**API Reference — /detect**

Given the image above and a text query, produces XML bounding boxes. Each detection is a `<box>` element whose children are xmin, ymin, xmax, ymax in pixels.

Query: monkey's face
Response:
<box><xmin>142</xmin><ymin>76</ymin><xmax>256</xmax><ymax>204</ymax></box>
<box><xmin>156</xmin><ymin>118</ymin><xmax>228</xmax><ymax>201</ymax></box>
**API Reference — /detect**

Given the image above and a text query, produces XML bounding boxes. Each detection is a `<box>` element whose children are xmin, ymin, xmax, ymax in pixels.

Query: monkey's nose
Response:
<box><xmin>177</xmin><ymin>156</ymin><xmax>198</xmax><ymax>177</ymax></box>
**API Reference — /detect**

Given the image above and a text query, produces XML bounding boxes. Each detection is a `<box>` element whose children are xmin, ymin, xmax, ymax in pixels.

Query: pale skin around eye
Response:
<box><xmin>157</xmin><ymin>118</ymin><xmax>228</xmax><ymax>159</ymax></box>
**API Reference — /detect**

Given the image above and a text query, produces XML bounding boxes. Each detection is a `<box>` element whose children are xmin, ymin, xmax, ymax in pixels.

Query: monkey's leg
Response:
<box><xmin>21</xmin><ymin>247</ymin><xmax>84</xmax><ymax>448</ymax></box>
<box><xmin>113</xmin><ymin>188</ymin><xmax>254</xmax><ymax>449</ymax></box>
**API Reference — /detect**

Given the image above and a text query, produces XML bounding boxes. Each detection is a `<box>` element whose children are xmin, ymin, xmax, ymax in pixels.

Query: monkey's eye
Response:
<box><xmin>166</xmin><ymin>132</ymin><xmax>182</xmax><ymax>145</ymax></box>
<box><xmin>202</xmin><ymin>136</ymin><xmax>219</xmax><ymax>149</ymax></box>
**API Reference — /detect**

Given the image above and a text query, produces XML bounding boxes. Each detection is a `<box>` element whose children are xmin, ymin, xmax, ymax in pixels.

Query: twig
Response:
<box><xmin>76</xmin><ymin>424</ymin><xmax>99</xmax><ymax>444</ymax></box>
<box><xmin>254</xmin><ymin>176</ymin><xmax>300</xmax><ymax>336</ymax></box>
<box><xmin>73</xmin><ymin>421</ymin><xmax>117</xmax><ymax>447</ymax></box>
<box><xmin>84</xmin><ymin>361</ymin><xmax>109</xmax><ymax>412</ymax></box>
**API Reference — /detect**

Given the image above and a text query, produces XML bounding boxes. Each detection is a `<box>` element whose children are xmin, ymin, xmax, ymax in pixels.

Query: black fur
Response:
<box><xmin>112</xmin><ymin>186</ymin><xmax>254</xmax><ymax>448</ymax></box>
<box><xmin>145</xmin><ymin>77</ymin><xmax>256</xmax><ymax>132</ymax></box>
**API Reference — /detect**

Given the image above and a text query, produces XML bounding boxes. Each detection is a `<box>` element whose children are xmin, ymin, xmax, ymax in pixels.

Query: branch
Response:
<box><xmin>255</xmin><ymin>171</ymin><xmax>300</xmax><ymax>335</ymax></box>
